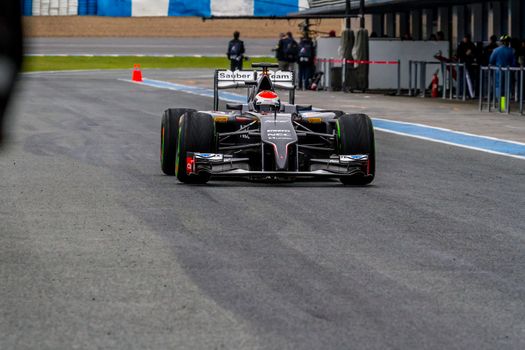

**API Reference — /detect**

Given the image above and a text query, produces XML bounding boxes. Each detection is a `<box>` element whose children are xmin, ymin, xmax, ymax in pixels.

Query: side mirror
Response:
<box><xmin>226</xmin><ymin>103</ymin><xmax>243</xmax><ymax>111</ymax></box>
<box><xmin>296</xmin><ymin>105</ymin><xmax>313</xmax><ymax>112</ymax></box>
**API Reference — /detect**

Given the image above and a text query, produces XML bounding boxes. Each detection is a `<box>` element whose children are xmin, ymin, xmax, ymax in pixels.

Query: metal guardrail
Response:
<box><xmin>408</xmin><ymin>60</ymin><xmax>442</xmax><ymax>98</ymax></box>
<box><xmin>479</xmin><ymin>66</ymin><xmax>524</xmax><ymax>115</ymax></box>
<box><xmin>441</xmin><ymin>62</ymin><xmax>468</xmax><ymax>101</ymax></box>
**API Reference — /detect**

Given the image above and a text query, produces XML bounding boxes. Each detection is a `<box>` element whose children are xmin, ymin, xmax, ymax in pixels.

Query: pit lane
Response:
<box><xmin>1</xmin><ymin>69</ymin><xmax>525</xmax><ymax>349</ymax></box>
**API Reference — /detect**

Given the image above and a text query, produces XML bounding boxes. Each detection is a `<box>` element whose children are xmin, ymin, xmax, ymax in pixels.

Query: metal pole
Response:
<box><xmin>453</xmin><ymin>63</ymin><xmax>458</xmax><ymax>100</ymax></box>
<box><xmin>514</xmin><ymin>69</ymin><xmax>519</xmax><ymax>102</ymax></box>
<box><xmin>408</xmin><ymin>60</ymin><xmax>412</xmax><ymax>96</ymax></box>
<box><xmin>397</xmin><ymin>60</ymin><xmax>401</xmax><ymax>96</ymax></box>
<box><xmin>505</xmin><ymin>68</ymin><xmax>511</xmax><ymax>114</ymax></box>
<box><xmin>359</xmin><ymin>0</ymin><xmax>365</xmax><ymax>29</ymax></box>
<box><xmin>345</xmin><ymin>0</ymin><xmax>351</xmax><ymax>29</ymax></box>
<box><xmin>461</xmin><ymin>63</ymin><xmax>467</xmax><ymax>101</ymax></box>
<box><xmin>493</xmin><ymin>67</ymin><xmax>497</xmax><ymax>109</ymax></box>
<box><xmin>488</xmin><ymin>67</ymin><xmax>492</xmax><ymax>112</ymax></box>
<box><xmin>328</xmin><ymin>58</ymin><xmax>333</xmax><ymax>91</ymax></box>
<box><xmin>479</xmin><ymin>67</ymin><xmax>483</xmax><ymax>111</ymax></box>
<box><xmin>442</xmin><ymin>62</ymin><xmax>447</xmax><ymax>99</ymax></box>
<box><xmin>342</xmin><ymin>59</ymin><xmax>346</xmax><ymax>90</ymax></box>
<box><xmin>414</xmin><ymin>62</ymin><xmax>419</xmax><ymax>96</ymax></box>
<box><xmin>420</xmin><ymin>62</ymin><xmax>427</xmax><ymax>98</ymax></box>
<box><xmin>498</xmin><ymin>66</ymin><xmax>503</xmax><ymax>112</ymax></box>
<box><xmin>520</xmin><ymin>66</ymin><xmax>523</xmax><ymax>114</ymax></box>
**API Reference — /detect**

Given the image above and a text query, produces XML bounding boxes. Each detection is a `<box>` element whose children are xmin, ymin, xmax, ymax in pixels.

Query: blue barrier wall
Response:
<box><xmin>98</xmin><ymin>0</ymin><xmax>132</xmax><ymax>16</ymax></box>
<box><xmin>254</xmin><ymin>0</ymin><xmax>298</xmax><ymax>17</ymax></box>
<box><xmin>22</xmin><ymin>0</ymin><xmax>33</xmax><ymax>16</ymax></box>
<box><xmin>168</xmin><ymin>0</ymin><xmax>211</xmax><ymax>17</ymax></box>
<box><xmin>25</xmin><ymin>0</ymin><xmax>305</xmax><ymax>17</ymax></box>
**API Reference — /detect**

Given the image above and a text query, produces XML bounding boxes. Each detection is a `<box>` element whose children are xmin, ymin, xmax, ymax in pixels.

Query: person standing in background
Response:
<box><xmin>227</xmin><ymin>31</ymin><xmax>245</xmax><ymax>71</ymax></box>
<box><xmin>457</xmin><ymin>34</ymin><xmax>479</xmax><ymax>96</ymax></box>
<box><xmin>297</xmin><ymin>35</ymin><xmax>315</xmax><ymax>90</ymax></box>
<box><xmin>518</xmin><ymin>39</ymin><xmax>525</xmax><ymax>66</ymax></box>
<box><xmin>482</xmin><ymin>35</ymin><xmax>498</xmax><ymax>65</ymax></box>
<box><xmin>274</xmin><ymin>33</ymin><xmax>286</xmax><ymax>68</ymax></box>
<box><xmin>489</xmin><ymin>35</ymin><xmax>517</xmax><ymax>99</ymax></box>
<box><xmin>279</xmin><ymin>32</ymin><xmax>298</xmax><ymax>72</ymax></box>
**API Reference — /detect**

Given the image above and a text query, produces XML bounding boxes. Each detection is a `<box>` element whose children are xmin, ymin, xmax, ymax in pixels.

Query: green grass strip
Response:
<box><xmin>23</xmin><ymin>56</ymin><xmax>277</xmax><ymax>72</ymax></box>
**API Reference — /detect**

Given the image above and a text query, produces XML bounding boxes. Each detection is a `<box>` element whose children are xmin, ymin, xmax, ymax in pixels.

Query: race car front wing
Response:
<box><xmin>186</xmin><ymin>152</ymin><xmax>370</xmax><ymax>179</ymax></box>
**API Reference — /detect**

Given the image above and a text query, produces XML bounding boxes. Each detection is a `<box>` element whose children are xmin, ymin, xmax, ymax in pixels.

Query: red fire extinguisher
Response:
<box><xmin>431</xmin><ymin>73</ymin><xmax>439</xmax><ymax>98</ymax></box>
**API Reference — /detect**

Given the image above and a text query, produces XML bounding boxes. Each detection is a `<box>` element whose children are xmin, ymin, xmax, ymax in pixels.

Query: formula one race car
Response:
<box><xmin>160</xmin><ymin>63</ymin><xmax>375</xmax><ymax>185</ymax></box>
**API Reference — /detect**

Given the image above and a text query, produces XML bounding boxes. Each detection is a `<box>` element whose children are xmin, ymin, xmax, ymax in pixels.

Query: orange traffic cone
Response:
<box><xmin>132</xmin><ymin>64</ymin><xmax>143</xmax><ymax>82</ymax></box>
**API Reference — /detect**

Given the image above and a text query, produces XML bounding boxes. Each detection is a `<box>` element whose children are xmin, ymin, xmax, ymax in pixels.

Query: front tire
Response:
<box><xmin>337</xmin><ymin>114</ymin><xmax>375</xmax><ymax>185</ymax></box>
<box><xmin>160</xmin><ymin>108</ymin><xmax>196</xmax><ymax>176</ymax></box>
<box><xmin>176</xmin><ymin>112</ymin><xmax>216</xmax><ymax>184</ymax></box>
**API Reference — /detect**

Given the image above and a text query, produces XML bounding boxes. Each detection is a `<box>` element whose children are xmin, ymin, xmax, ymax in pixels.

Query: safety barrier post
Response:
<box><xmin>520</xmin><ymin>66</ymin><xmax>523</xmax><ymax>115</ymax></box>
<box><xmin>342</xmin><ymin>59</ymin><xmax>346</xmax><ymax>90</ymax></box>
<box><xmin>461</xmin><ymin>63</ymin><xmax>467</xmax><ymax>101</ymax></box>
<box><xmin>456</xmin><ymin>63</ymin><xmax>460</xmax><ymax>100</ymax></box>
<box><xmin>323</xmin><ymin>59</ymin><xmax>328</xmax><ymax>90</ymax></box>
<box><xmin>448</xmin><ymin>63</ymin><xmax>452</xmax><ymax>100</ymax></box>
<box><xmin>397</xmin><ymin>60</ymin><xmax>401</xmax><ymax>96</ymax></box>
<box><xmin>505</xmin><ymin>68</ymin><xmax>511</xmax><ymax>114</ymax></box>
<box><xmin>408</xmin><ymin>60</ymin><xmax>413</xmax><ymax>96</ymax></box>
<box><xmin>442</xmin><ymin>62</ymin><xmax>447</xmax><ymax>99</ymax></box>
<box><xmin>492</xmin><ymin>67</ymin><xmax>497</xmax><ymax>110</ymax></box>
<box><xmin>327</xmin><ymin>57</ymin><xmax>334</xmax><ymax>91</ymax></box>
<box><xmin>487</xmin><ymin>65</ymin><xmax>492</xmax><ymax>112</ymax></box>
<box><xmin>413</xmin><ymin>61</ymin><xmax>420</xmax><ymax>96</ymax></box>
<box><xmin>420</xmin><ymin>62</ymin><xmax>427</xmax><ymax>97</ymax></box>
<box><xmin>498</xmin><ymin>66</ymin><xmax>503</xmax><ymax>112</ymax></box>
<box><xmin>479</xmin><ymin>67</ymin><xmax>483</xmax><ymax>111</ymax></box>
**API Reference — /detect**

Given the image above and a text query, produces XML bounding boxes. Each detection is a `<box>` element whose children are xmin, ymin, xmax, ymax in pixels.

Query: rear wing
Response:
<box><xmin>213</xmin><ymin>69</ymin><xmax>295</xmax><ymax>110</ymax></box>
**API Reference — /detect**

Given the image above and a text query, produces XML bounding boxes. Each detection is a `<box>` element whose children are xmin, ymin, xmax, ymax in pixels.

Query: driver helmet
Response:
<box><xmin>254</xmin><ymin>90</ymin><xmax>280</xmax><ymax>112</ymax></box>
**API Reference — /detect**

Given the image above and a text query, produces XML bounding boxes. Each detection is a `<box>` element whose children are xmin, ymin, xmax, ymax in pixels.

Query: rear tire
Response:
<box><xmin>337</xmin><ymin>114</ymin><xmax>375</xmax><ymax>185</ymax></box>
<box><xmin>176</xmin><ymin>112</ymin><xmax>216</xmax><ymax>184</ymax></box>
<box><xmin>160</xmin><ymin>108</ymin><xmax>196</xmax><ymax>176</ymax></box>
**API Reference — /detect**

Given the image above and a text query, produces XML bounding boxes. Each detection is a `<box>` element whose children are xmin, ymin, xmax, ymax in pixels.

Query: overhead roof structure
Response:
<box><xmin>296</xmin><ymin>0</ymin><xmax>499</xmax><ymax>15</ymax></box>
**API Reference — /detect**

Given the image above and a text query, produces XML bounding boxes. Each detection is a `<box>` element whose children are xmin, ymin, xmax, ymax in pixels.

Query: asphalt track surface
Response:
<box><xmin>25</xmin><ymin>37</ymin><xmax>276</xmax><ymax>56</ymax></box>
<box><xmin>2</xmin><ymin>70</ymin><xmax>525</xmax><ymax>349</ymax></box>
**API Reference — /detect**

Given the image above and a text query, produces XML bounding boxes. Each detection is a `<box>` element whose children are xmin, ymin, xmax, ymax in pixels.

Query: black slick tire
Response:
<box><xmin>176</xmin><ymin>112</ymin><xmax>216</xmax><ymax>184</ymax></box>
<box><xmin>337</xmin><ymin>113</ymin><xmax>375</xmax><ymax>185</ymax></box>
<box><xmin>160</xmin><ymin>108</ymin><xmax>195</xmax><ymax>176</ymax></box>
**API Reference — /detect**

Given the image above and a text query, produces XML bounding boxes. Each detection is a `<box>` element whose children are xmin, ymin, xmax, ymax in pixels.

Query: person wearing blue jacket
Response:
<box><xmin>489</xmin><ymin>35</ymin><xmax>517</xmax><ymax>99</ymax></box>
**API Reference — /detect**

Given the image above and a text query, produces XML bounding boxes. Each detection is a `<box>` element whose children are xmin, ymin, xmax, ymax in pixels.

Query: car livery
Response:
<box><xmin>160</xmin><ymin>63</ymin><xmax>375</xmax><ymax>185</ymax></box>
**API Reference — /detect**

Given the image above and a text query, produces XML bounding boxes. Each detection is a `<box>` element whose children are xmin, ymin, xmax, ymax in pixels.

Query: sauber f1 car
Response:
<box><xmin>160</xmin><ymin>63</ymin><xmax>375</xmax><ymax>185</ymax></box>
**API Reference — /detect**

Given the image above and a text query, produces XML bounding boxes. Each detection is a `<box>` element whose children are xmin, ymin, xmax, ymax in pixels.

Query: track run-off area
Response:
<box><xmin>1</xmin><ymin>69</ymin><xmax>525</xmax><ymax>349</ymax></box>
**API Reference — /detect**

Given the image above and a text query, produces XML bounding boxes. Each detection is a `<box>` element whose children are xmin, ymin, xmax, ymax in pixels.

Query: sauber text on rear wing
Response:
<box><xmin>213</xmin><ymin>69</ymin><xmax>295</xmax><ymax>110</ymax></box>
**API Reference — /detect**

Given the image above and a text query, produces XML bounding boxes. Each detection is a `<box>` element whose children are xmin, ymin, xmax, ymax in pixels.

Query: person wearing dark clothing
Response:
<box><xmin>297</xmin><ymin>36</ymin><xmax>315</xmax><ymax>90</ymax></box>
<box><xmin>274</xmin><ymin>33</ymin><xmax>286</xmax><ymax>66</ymax></box>
<box><xmin>457</xmin><ymin>34</ymin><xmax>478</xmax><ymax>65</ymax></box>
<box><xmin>482</xmin><ymin>35</ymin><xmax>498</xmax><ymax>65</ymax></box>
<box><xmin>518</xmin><ymin>40</ymin><xmax>525</xmax><ymax>66</ymax></box>
<box><xmin>279</xmin><ymin>32</ymin><xmax>298</xmax><ymax>71</ymax></box>
<box><xmin>227</xmin><ymin>31</ymin><xmax>245</xmax><ymax>71</ymax></box>
<box><xmin>457</xmin><ymin>34</ymin><xmax>479</xmax><ymax>97</ymax></box>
